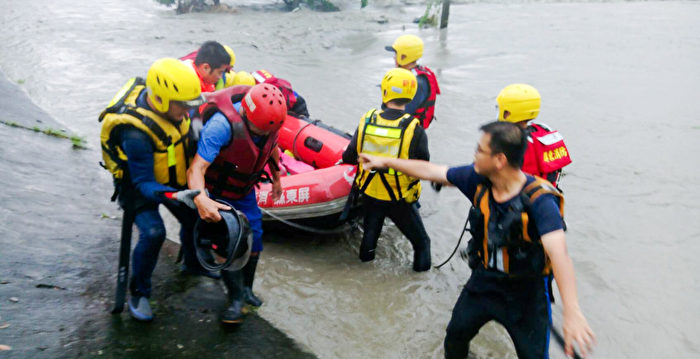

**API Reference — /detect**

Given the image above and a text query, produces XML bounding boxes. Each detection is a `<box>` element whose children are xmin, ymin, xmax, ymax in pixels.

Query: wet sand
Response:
<box><xmin>0</xmin><ymin>70</ymin><xmax>316</xmax><ymax>358</ymax></box>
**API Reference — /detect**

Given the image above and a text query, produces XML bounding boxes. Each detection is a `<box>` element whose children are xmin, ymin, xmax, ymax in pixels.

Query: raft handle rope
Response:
<box><xmin>259</xmin><ymin>207</ymin><xmax>354</xmax><ymax>235</ymax></box>
<box><xmin>433</xmin><ymin>213</ymin><xmax>470</xmax><ymax>269</ymax></box>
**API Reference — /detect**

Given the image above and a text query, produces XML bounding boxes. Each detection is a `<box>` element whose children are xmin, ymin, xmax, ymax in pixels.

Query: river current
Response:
<box><xmin>1</xmin><ymin>0</ymin><xmax>699</xmax><ymax>358</ymax></box>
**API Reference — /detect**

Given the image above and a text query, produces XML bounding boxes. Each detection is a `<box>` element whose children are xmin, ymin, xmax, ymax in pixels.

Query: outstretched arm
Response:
<box><xmin>542</xmin><ymin>230</ymin><xmax>596</xmax><ymax>358</ymax></box>
<box><xmin>357</xmin><ymin>154</ymin><xmax>451</xmax><ymax>185</ymax></box>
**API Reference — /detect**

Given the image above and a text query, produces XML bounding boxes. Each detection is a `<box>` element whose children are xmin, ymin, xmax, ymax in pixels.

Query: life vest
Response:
<box><xmin>199</xmin><ymin>85</ymin><xmax>279</xmax><ymax>200</ymax></box>
<box><xmin>251</xmin><ymin>70</ymin><xmax>299</xmax><ymax>114</ymax></box>
<box><xmin>465</xmin><ymin>177</ymin><xmax>565</xmax><ymax>277</ymax></box>
<box><xmin>99</xmin><ymin>77</ymin><xmax>193</xmax><ymax>189</ymax></box>
<box><xmin>355</xmin><ymin>109</ymin><xmax>422</xmax><ymax>202</ymax></box>
<box><xmin>522</xmin><ymin>122</ymin><xmax>572</xmax><ymax>186</ymax></box>
<box><xmin>411</xmin><ymin>65</ymin><xmax>441</xmax><ymax>129</ymax></box>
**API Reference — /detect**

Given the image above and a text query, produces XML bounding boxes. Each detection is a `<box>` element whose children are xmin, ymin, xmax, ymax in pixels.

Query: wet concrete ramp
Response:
<box><xmin>0</xmin><ymin>70</ymin><xmax>316</xmax><ymax>359</ymax></box>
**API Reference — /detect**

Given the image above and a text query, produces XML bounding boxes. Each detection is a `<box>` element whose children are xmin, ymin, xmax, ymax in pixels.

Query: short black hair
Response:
<box><xmin>194</xmin><ymin>41</ymin><xmax>230</xmax><ymax>69</ymax></box>
<box><xmin>479</xmin><ymin>121</ymin><xmax>527</xmax><ymax>168</ymax></box>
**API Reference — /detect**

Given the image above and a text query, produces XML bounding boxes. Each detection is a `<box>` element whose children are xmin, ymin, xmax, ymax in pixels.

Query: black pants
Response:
<box><xmin>359</xmin><ymin>196</ymin><xmax>431</xmax><ymax>271</ymax></box>
<box><xmin>444</xmin><ymin>275</ymin><xmax>551</xmax><ymax>359</ymax></box>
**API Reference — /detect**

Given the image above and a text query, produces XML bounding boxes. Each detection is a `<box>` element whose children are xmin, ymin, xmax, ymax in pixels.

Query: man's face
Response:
<box><xmin>202</xmin><ymin>64</ymin><xmax>230</xmax><ymax>86</ymax></box>
<box><xmin>473</xmin><ymin>133</ymin><xmax>496</xmax><ymax>175</ymax></box>
<box><xmin>166</xmin><ymin>101</ymin><xmax>191</xmax><ymax>123</ymax></box>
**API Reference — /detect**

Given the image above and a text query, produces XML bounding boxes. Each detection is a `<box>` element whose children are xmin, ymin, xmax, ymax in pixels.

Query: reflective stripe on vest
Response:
<box><xmin>355</xmin><ymin>109</ymin><xmax>422</xmax><ymax>202</ymax></box>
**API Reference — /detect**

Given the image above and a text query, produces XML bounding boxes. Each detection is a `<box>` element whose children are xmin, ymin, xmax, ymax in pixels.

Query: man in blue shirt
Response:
<box><xmin>188</xmin><ymin>84</ymin><xmax>287</xmax><ymax>324</ymax></box>
<box><xmin>358</xmin><ymin>121</ymin><xmax>595</xmax><ymax>358</ymax></box>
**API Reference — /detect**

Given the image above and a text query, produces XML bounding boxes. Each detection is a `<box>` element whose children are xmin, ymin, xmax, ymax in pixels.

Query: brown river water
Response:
<box><xmin>1</xmin><ymin>0</ymin><xmax>699</xmax><ymax>358</ymax></box>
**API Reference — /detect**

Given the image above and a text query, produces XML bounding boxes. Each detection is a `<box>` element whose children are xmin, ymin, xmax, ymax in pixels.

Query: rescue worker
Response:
<box><xmin>251</xmin><ymin>69</ymin><xmax>310</xmax><ymax>118</ymax></box>
<box><xmin>385</xmin><ymin>34</ymin><xmax>441</xmax><ymax>129</ymax></box>
<box><xmin>187</xmin><ymin>83</ymin><xmax>287</xmax><ymax>323</ymax></box>
<box><xmin>496</xmin><ymin>84</ymin><xmax>571</xmax><ymax>188</ymax></box>
<box><xmin>342</xmin><ymin>68</ymin><xmax>431</xmax><ymax>272</ymax></box>
<box><xmin>181</xmin><ymin>41</ymin><xmax>233</xmax><ymax>93</ymax></box>
<box><xmin>99</xmin><ymin>58</ymin><xmax>213</xmax><ymax>321</ymax></box>
<box><xmin>358</xmin><ymin>121</ymin><xmax>596</xmax><ymax>358</ymax></box>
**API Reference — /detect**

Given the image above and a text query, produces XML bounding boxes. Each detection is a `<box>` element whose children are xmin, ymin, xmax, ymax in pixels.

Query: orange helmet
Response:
<box><xmin>242</xmin><ymin>84</ymin><xmax>287</xmax><ymax>134</ymax></box>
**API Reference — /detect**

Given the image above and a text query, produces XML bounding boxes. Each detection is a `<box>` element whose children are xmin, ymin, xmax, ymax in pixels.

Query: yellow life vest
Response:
<box><xmin>99</xmin><ymin>77</ymin><xmax>193</xmax><ymax>189</ymax></box>
<box><xmin>355</xmin><ymin>109</ymin><xmax>422</xmax><ymax>202</ymax></box>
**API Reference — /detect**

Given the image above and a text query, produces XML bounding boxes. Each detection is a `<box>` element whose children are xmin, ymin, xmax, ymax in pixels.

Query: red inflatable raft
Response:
<box><xmin>255</xmin><ymin>115</ymin><xmax>360</xmax><ymax>229</ymax></box>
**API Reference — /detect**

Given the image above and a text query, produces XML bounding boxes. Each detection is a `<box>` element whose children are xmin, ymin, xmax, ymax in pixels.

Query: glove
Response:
<box><xmin>163</xmin><ymin>189</ymin><xmax>201</xmax><ymax>209</ymax></box>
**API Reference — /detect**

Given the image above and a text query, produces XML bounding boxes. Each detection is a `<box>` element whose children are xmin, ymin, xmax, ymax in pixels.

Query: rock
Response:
<box><xmin>8</xmin><ymin>297</ymin><xmax>18</xmax><ymax>303</ymax></box>
<box><xmin>0</xmin><ymin>323</ymin><xmax>9</xmax><ymax>329</ymax></box>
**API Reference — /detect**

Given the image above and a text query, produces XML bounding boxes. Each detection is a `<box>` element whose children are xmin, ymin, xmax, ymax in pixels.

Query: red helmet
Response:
<box><xmin>242</xmin><ymin>84</ymin><xmax>287</xmax><ymax>134</ymax></box>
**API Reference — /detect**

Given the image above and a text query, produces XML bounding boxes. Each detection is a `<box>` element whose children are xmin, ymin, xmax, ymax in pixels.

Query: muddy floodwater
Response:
<box><xmin>1</xmin><ymin>0</ymin><xmax>699</xmax><ymax>358</ymax></box>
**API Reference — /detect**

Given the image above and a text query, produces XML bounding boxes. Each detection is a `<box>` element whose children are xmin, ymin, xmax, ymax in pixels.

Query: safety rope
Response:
<box><xmin>434</xmin><ymin>214</ymin><xmax>470</xmax><ymax>269</ymax></box>
<box><xmin>259</xmin><ymin>207</ymin><xmax>353</xmax><ymax>235</ymax></box>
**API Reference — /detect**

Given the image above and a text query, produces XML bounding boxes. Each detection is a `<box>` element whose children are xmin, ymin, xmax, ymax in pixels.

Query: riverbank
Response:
<box><xmin>0</xmin><ymin>70</ymin><xmax>316</xmax><ymax>358</ymax></box>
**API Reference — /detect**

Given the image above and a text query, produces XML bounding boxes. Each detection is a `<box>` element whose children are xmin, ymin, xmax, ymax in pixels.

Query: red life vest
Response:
<box><xmin>200</xmin><ymin>86</ymin><xmax>279</xmax><ymax>200</ymax></box>
<box><xmin>522</xmin><ymin>122</ymin><xmax>572</xmax><ymax>186</ymax></box>
<box><xmin>264</xmin><ymin>77</ymin><xmax>297</xmax><ymax>112</ymax></box>
<box><xmin>183</xmin><ymin>59</ymin><xmax>216</xmax><ymax>93</ymax></box>
<box><xmin>411</xmin><ymin>65</ymin><xmax>441</xmax><ymax>129</ymax></box>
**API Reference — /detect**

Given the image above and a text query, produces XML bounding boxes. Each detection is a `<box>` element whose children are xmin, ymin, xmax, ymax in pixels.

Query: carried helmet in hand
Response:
<box><xmin>496</xmin><ymin>84</ymin><xmax>541</xmax><ymax>123</ymax></box>
<box><xmin>242</xmin><ymin>83</ymin><xmax>287</xmax><ymax>133</ymax></box>
<box><xmin>385</xmin><ymin>35</ymin><xmax>424</xmax><ymax>66</ymax></box>
<box><xmin>146</xmin><ymin>58</ymin><xmax>204</xmax><ymax>113</ymax></box>
<box><xmin>193</xmin><ymin>203</ymin><xmax>253</xmax><ymax>272</ymax></box>
<box><xmin>380</xmin><ymin>68</ymin><xmax>417</xmax><ymax>104</ymax></box>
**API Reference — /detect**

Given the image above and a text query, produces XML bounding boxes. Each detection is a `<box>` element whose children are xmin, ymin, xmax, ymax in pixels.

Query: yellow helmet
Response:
<box><xmin>223</xmin><ymin>45</ymin><xmax>236</xmax><ymax>68</ymax></box>
<box><xmin>385</xmin><ymin>35</ymin><xmax>424</xmax><ymax>66</ymax></box>
<box><xmin>146</xmin><ymin>58</ymin><xmax>204</xmax><ymax>113</ymax></box>
<box><xmin>496</xmin><ymin>84</ymin><xmax>541</xmax><ymax>123</ymax></box>
<box><xmin>381</xmin><ymin>68</ymin><xmax>417</xmax><ymax>104</ymax></box>
<box><xmin>231</xmin><ymin>71</ymin><xmax>256</xmax><ymax>86</ymax></box>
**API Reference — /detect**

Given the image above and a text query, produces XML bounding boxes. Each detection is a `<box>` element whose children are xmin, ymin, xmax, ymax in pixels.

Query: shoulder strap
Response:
<box><xmin>123</xmin><ymin>108</ymin><xmax>172</xmax><ymax>147</ymax></box>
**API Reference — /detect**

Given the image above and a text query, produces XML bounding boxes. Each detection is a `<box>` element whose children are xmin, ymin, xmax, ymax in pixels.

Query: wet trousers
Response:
<box><xmin>359</xmin><ymin>196</ymin><xmax>431</xmax><ymax>272</ymax></box>
<box><xmin>444</xmin><ymin>275</ymin><xmax>552</xmax><ymax>359</ymax></box>
<box><xmin>130</xmin><ymin>201</ymin><xmax>199</xmax><ymax>298</ymax></box>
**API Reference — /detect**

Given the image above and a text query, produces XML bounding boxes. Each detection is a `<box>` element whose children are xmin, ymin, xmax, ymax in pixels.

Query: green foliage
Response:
<box><xmin>0</xmin><ymin>120</ymin><xmax>87</xmax><ymax>150</ymax></box>
<box><xmin>361</xmin><ymin>0</ymin><xmax>368</xmax><ymax>8</ymax></box>
<box><xmin>418</xmin><ymin>0</ymin><xmax>441</xmax><ymax>28</ymax></box>
<box><xmin>154</xmin><ymin>0</ymin><xmax>176</xmax><ymax>5</ymax></box>
<box><xmin>16</xmin><ymin>79</ymin><xmax>25</xmax><ymax>84</ymax></box>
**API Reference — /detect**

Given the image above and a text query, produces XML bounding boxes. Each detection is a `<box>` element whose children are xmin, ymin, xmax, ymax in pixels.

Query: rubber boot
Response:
<box><xmin>242</xmin><ymin>255</ymin><xmax>263</xmax><ymax>308</ymax></box>
<box><xmin>412</xmin><ymin>243</ymin><xmax>431</xmax><ymax>272</ymax></box>
<box><xmin>220</xmin><ymin>270</ymin><xmax>245</xmax><ymax>324</ymax></box>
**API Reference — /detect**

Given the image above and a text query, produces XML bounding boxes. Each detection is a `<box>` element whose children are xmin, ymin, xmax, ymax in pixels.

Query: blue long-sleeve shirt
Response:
<box><xmin>120</xmin><ymin>91</ymin><xmax>176</xmax><ymax>202</ymax></box>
